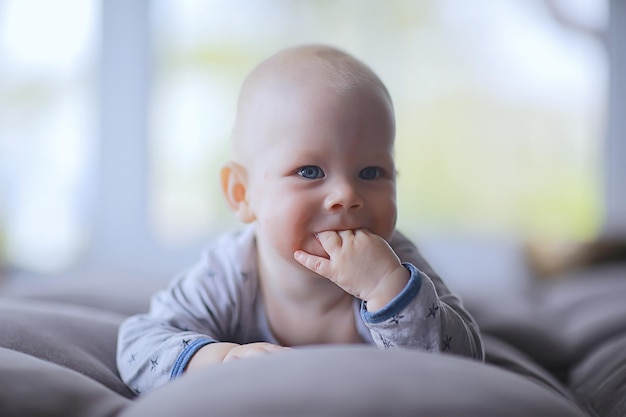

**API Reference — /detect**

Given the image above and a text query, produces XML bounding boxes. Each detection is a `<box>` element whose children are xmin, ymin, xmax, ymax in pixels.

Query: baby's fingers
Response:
<box><xmin>316</xmin><ymin>231</ymin><xmax>342</xmax><ymax>253</ymax></box>
<box><xmin>294</xmin><ymin>250</ymin><xmax>333</xmax><ymax>278</ymax></box>
<box><xmin>224</xmin><ymin>343</ymin><xmax>290</xmax><ymax>362</ymax></box>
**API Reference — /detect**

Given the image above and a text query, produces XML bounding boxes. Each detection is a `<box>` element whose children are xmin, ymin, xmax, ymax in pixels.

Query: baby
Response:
<box><xmin>117</xmin><ymin>44</ymin><xmax>484</xmax><ymax>394</ymax></box>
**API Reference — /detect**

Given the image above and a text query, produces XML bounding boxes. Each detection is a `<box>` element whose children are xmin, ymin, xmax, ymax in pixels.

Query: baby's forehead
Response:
<box><xmin>243</xmin><ymin>45</ymin><xmax>389</xmax><ymax>100</ymax></box>
<box><xmin>232</xmin><ymin>46</ymin><xmax>393</xmax><ymax>162</ymax></box>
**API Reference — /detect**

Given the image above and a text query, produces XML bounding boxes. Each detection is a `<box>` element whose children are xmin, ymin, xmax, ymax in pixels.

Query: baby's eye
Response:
<box><xmin>297</xmin><ymin>166</ymin><xmax>325</xmax><ymax>179</ymax></box>
<box><xmin>359</xmin><ymin>167</ymin><xmax>380</xmax><ymax>180</ymax></box>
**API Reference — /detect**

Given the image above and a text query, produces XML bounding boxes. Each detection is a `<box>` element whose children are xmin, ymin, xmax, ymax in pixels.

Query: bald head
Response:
<box><xmin>230</xmin><ymin>45</ymin><xmax>393</xmax><ymax>164</ymax></box>
<box><xmin>242</xmin><ymin>44</ymin><xmax>390</xmax><ymax>98</ymax></box>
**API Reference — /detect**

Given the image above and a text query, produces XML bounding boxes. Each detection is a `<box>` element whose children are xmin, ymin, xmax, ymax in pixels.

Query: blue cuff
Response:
<box><xmin>170</xmin><ymin>337</ymin><xmax>215</xmax><ymax>380</ymax></box>
<box><xmin>360</xmin><ymin>262</ymin><xmax>422</xmax><ymax>324</ymax></box>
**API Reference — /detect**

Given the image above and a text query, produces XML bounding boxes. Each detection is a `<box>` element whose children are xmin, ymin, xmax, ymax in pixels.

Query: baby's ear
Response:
<box><xmin>220</xmin><ymin>161</ymin><xmax>256</xmax><ymax>223</ymax></box>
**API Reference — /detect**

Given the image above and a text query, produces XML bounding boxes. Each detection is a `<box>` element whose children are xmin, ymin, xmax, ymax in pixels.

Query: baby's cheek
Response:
<box><xmin>261</xmin><ymin>224</ymin><xmax>314</xmax><ymax>260</ymax></box>
<box><xmin>375</xmin><ymin>211</ymin><xmax>397</xmax><ymax>242</ymax></box>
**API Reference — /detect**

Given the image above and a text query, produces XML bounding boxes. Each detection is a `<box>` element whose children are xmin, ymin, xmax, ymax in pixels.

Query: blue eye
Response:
<box><xmin>297</xmin><ymin>166</ymin><xmax>324</xmax><ymax>179</ymax></box>
<box><xmin>359</xmin><ymin>167</ymin><xmax>380</xmax><ymax>180</ymax></box>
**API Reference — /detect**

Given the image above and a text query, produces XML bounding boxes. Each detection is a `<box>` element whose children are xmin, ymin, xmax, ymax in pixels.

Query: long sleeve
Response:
<box><xmin>365</xmin><ymin>231</ymin><xmax>484</xmax><ymax>360</ymax></box>
<box><xmin>116</xmin><ymin>228</ymin><xmax>260</xmax><ymax>394</ymax></box>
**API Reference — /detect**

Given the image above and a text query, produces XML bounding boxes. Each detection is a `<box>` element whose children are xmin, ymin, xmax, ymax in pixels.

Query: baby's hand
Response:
<box><xmin>223</xmin><ymin>342</ymin><xmax>290</xmax><ymax>363</ymax></box>
<box><xmin>294</xmin><ymin>229</ymin><xmax>409</xmax><ymax>311</ymax></box>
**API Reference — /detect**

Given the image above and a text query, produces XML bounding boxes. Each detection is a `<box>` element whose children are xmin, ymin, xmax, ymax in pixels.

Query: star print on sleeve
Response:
<box><xmin>128</xmin><ymin>353</ymin><xmax>136</xmax><ymax>365</ymax></box>
<box><xmin>427</xmin><ymin>303</ymin><xmax>439</xmax><ymax>318</ymax></box>
<box><xmin>388</xmin><ymin>313</ymin><xmax>405</xmax><ymax>324</ymax></box>
<box><xmin>150</xmin><ymin>357</ymin><xmax>159</xmax><ymax>371</ymax></box>
<box><xmin>442</xmin><ymin>335</ymin><xmax>452</xmax><ymax>351</ymax></box>
<box><xmin>181</xmin><ymin>339</ymin><xmax>190</xmax><ymax>348</ymax></box>
<box><xmin>381</xmin><ymin>336</ymin><xmax>394</xmax><ymax>349</ymax></box>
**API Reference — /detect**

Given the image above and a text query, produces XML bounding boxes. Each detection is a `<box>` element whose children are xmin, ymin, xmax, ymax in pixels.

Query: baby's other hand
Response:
<box><xmin>293</xmin><ymin>229</ymin><xmax>409</xmax><ymax>311</ymax></box>
<box><xmin>223</xmin><ymin>342</ymin><xmax>291</xmax><ymax>363</ymax></box>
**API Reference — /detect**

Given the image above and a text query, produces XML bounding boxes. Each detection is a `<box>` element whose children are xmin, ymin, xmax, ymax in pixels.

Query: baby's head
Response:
<box><xmin>230</xmin><ymin>44</ymin><xmax>393</xmax><ymax>165</ymax></box>
<box><xmin>222</xmin><ymin>45</ymin><xmax>397</xmax><ymax>260</ymax></box>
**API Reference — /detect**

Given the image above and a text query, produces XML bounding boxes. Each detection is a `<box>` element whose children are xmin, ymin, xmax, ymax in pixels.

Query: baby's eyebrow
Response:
<box><xmin>293</xmin><ymin>145</ymin><xmax>323</xmax><ymax>155</ymax></box>
<box><xmin>290</xmin><ymin>149</ymin><xmax>324</xmax><ymax>162</ymax></box>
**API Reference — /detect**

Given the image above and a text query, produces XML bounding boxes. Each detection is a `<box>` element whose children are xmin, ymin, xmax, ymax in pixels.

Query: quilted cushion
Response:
<box><xmin>0</xmin><ymin>297</ymin><xmax>134</xmax><ymax>398</ymax></box>
<box><xmin>470</xmin><ymin>267</ymin><xmax>626</xmax><ymax>378</ymax></box>
<box><xmin>482</xmin><ymin>335</ymin><xmax>574</xmax><ymax>401</ymax></box>
<box><xmin>120</xmin><ymin>345</ymin><xmax>587</xmax><ymax>417</ymax></box>
<box><xmin>569</xmin><ymin>333</ymin><xmax>626</xmax><ymax>417</ymax></box>
<box><xmin>0</xmin><ymin>272</ymin><xmax>168</xmax><ymax>316</ymax></box>
<box><xmin>0</xmin><ymin>348</ymin><xmax>128</xmax><ymax>417</ymax></box>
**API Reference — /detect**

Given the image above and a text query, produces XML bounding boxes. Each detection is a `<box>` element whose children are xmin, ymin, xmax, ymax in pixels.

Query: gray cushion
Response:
<box><xmin>0</xmin><ymin>272</ymin><xmax>169</xmax><ymax>315</ymax></box>
<box><xmin>0</xmin><ymin>347</ymin><xmax>129</xmax><ymax>417</ymax></box>
<box><xmin>0</xmin><ymin>297</ymin><xmax>134</xmax><ymax>398</ymax></box>
<box><xmin>482</xmin><ymin>335</ymin><xmax>574</xmax><ymax>401</ymax></box>
<box><xmin>120</xmin><ymin>345</ymin><xmax>587</xmax><ymax>417</ymax></box>
<box><xmin>470</xmin><ymin>270</ymin><xmax>626</xmax><ymax>377</ymax></box>
<box><xmin>570</xmin><ymin>333</ymin><xmax>626</xmax><ymax>417</ymax></box>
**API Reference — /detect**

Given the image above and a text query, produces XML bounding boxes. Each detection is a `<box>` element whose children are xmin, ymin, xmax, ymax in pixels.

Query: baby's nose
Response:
<box><xmin>324</xmin><ymin>182</ymin><xmax>364</xmax><ymax>211</ymax></box>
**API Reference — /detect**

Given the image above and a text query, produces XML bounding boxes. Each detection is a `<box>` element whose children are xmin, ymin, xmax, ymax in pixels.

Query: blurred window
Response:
<box><xmin>0</xmin><ymin>0</ymin><xmax>98</xmax><ymax>271</ymax></box>
<box><xmin>0</xmin><ymin>0</ymin><xmax>608</xmax><ymax>273</ymax></box>
<box><xmin>149</xmin><ymin>0</ymin><xmax>607</xmax><ymax>245</ymax></box>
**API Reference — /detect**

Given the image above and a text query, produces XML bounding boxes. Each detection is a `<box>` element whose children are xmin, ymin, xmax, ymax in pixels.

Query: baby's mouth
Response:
<box><xmin>317</xmin><ymin>225</ymin><xmax>363</xmax><ymax>233</ymax></box>
<box><xmin>316</xmin><ymin>227</ymin><xmax>366</xmax><ymax>236</ymax></box>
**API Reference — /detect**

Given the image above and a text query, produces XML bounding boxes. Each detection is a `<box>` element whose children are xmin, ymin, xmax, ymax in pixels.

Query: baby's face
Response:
<box><xmin>244</xmin><ymin>81</ymin><xmax>397</xmax><ymax>262</ymax></box>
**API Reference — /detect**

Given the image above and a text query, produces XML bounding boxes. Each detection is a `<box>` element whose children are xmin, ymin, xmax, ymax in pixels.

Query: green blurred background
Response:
<box><xmin>0</xmin><ymin>0</ymin><xmax>608</xmax><ymax>281</ymax></box>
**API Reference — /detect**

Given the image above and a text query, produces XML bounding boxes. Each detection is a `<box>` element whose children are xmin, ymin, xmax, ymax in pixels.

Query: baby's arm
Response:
<box><xmin>117</xmin><ymin>309</ymin><xmax>215</xmax><ymax>394</ymax></box>
<box><xmin>388</xmin><ymin>230</ymin><xmax>484</xmax><ymax>359</ymax></box>
<box><xmin>117</xmin><ymin>240</ymin><xmax>288</xmax><ymax>394</ymax></box>
<box><xmin>294</xmin><ymin>229</ymin><xmax>484</xmax><ymax>360</ymax></box>
<box><xmin>118</xmin><ymin>310</ymin><xmax>287</xmax><ymax>394</ymax></box>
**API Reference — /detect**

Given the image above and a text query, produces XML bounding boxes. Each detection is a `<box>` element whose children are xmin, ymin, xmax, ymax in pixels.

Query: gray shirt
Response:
<box><xmin>117</xmin><ymin>226</ymin><xmax>484</xmax><ymax>394</ymax></box>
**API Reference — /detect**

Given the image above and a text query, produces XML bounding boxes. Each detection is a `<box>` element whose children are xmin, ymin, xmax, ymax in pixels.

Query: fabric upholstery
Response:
<box><xmin>0</xmin><ymin>297</ymin><xmax>134</xmax><ymax>398</ymax></box>
<box><xmin>569</xmin><ymin>333</ymin><xmax>626</xmax><ymax>417</ymax></box>
<box><xmin>119</xmin><ymin>346</ymin><xmax>587</xmax><ymax>417</ymax></box>
<box><xmin>0</xmin><ymin>348</ymin><xmax>129</xmax><ymax>417</ymax></box>
<box><xmin>1</xmin><ymin>265</ymin><xmax>625</xmax><ymax>416</ymax></box>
